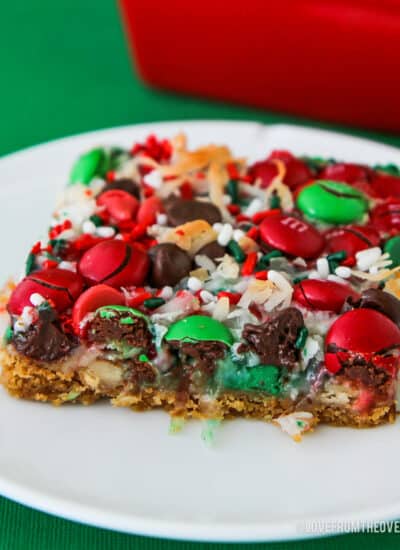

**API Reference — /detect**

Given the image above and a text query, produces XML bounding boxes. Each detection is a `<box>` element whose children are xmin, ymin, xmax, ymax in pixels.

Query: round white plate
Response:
<box><xmin>1</xmin><ymin>121</ymin><xmax>400</xmax><ymax>542</ymax></box>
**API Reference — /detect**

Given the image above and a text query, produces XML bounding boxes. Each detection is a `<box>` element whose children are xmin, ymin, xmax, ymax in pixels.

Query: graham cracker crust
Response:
<box><xmin>0</xmin><ymin>348</ymin><xmax>395</xmax><ymax>429</ymax></box>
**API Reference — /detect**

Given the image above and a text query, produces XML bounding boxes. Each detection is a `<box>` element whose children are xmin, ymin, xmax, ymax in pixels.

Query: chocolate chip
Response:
<box><xmin>87</xmin><ymin>310</ymin><xmax>153</xmax><ymax>351</ymax></box>
<box><xmin>164</xmin><ymin>197</ymin><xmax>222</xmax><ymax>226</ymax></box>
<box><xmin>149</xmin><ymin>243</ymin><xmax>192</xmax><ymax>287</ymax></box>
<box><xmin>169</xmin><ymin>340</ymin><xmax>227</xmax><ymax>375</ymax></box>
<box><xmin>12</xmin><ymin>309</ymin><xmax>77</xmax><ymax>361</ymax></box>
<box><xmin>349</xmin><ymin>288</ymin><xmax>400</xmax><ymax>327</ymax></box>
<box><xmin>99</xmin><ymin>178</ymin><xmax>140</xmax><ymax>199</ymax></box>
<box><xmin>242</xmin><ymin>307</ymin><xmax>305</xmax><ymax>369</ymax></box>
<box><xmin>197</xmin><ymin>241</ymin><xmax>226</xmax><ymax>260</ymax></box>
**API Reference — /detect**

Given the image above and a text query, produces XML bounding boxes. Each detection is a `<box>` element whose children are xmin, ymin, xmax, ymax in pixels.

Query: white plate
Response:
<box><xmin>1</xmin><ymin>121</ymin><xmax>400</xmax><ymax>542</ymax></box>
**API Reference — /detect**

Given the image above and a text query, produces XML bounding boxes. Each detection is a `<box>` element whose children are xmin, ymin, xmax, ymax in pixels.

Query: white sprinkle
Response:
<box><xmin>335</xmin><ymin>266</ymin><xmax>352</xmax><ymax>279</ymax></box>
<box><xmin>212</xmin><ymin>222</ymin><xmax>223</xmax><ymax>233</ymax></box>
<box><xmin>217</xmin><ymin>223</ymin><xmax>233</xmax><ymax>246</ymax></box>
<box><xmin>82</xmin><ymin>220</ymin><xmax>97</xmax><ymax>234</ymax></box>
<box><xmin>187</xmin><ymin>277</ymin><xmax>203</xmax><ymax>292</ymax></box>
<box><xmin>327</xmin><ymin>274</ymin><xmax>348</xmax><ymax>285</ymax></box>
<box><xmin>233</xmin><ymin>229</ymin><xmax>245</xmax><ymax>242</ymax></box>
<box><xmin>356</xmin><ymin>247</ymin><xmax>382</xmax><ymax>271</ymax></box>
<box><xmin>14</xmin><ymin>306</ymin><xmax>35</xmax><ymax>333</ymax></box>
<box><xmin>194</xmin><ymin>254</ymin><xmax>217</xmax><ymax>272</ymax></box>
<box><xmin>143</xmin><ymin>169</ymin><xmax>163</xmax><ymax>189</ymax></box>
<box><xmin>245</xmin><ymin>198</ymin><xmax>264</xmax><ymax>217</ymax></box>
<box><xmin>308</xmin><ymin>270</ymin><xmax>321</xmax><ymax>280</ymax></box>
<box><xmin>58</xmin><ymin>228</ymin><xmax>75</xmax><ymax>241</ymax></box>
<box><xmin>200</xmin><ymin>290</ymin><xmax>216</xmax><ymax>304</ymax></box>
<box><xmin>156</xmin><ymin>213</ymin><xmax>168</xmax><ymax>226</ymax></box>
<box><xmin>316</xmin><ymin>258</ymin><xmax>329</xmax><ymax>279</ymax></box>
<box><xmin>212</xmin><ymin>297</ymin><xmax>230</xmax><ymax>321</ymax></box>
<box><xmin>223</xmin><ymin>194</ymin><xmax>232</xmax><ymax>205</ymax></box>
<box><xmin>96</xmin><ymin>226</ymin><xmax>116</xmax><ymax>238</ymax></box>
<box><xmin>159</xmin><ymin>286</ymin><xmax>173</xmax><ymax>300</ymax></box>
<box><xmin>29</xmin><ymin>293</ymin><xmax>45</xmax><ymax>307</ymax></box>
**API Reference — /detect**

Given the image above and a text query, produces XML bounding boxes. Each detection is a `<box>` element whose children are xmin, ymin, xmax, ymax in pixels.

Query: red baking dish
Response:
<box><xmin>119</xmin><ymin>0</ymin><xmax>400</xmax><ymax>132</ymax></box>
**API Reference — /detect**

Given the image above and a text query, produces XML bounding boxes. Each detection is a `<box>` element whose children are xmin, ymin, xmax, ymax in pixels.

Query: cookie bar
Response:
<box><xmin>2</xmin><ymin>134</ymin><xmax>400</xmax><ymax>441</ymax></box>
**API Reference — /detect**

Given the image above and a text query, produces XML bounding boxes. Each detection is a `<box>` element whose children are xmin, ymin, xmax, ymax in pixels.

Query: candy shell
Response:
<box><xmin>370</xmin><ymin>174</ymin><xmax>400</xmax><ymax>199</ymax></box>
<box><xmin>325</xmin><ymin>309</ymin><xmax>400</xmax><ymax>354</ymax></box>
<box><xmin>325</xmin><ymin>225</ymin><xmax>380</xmax><ymax>257</ymax></box>
<box><xmin>249</xmin><ymin>151</ymin><xmax>312</xmax><ymax>190</ymax></box>
<box><xmin>72</xmin><ymin>284</ymin><xmax>124</xmax><ymax>334</ymax></box>
<box><xmin>164</xmin><ymin>315</ymin><xmax>234</xmax><ymax>346</ymax></box>
<box><xmin>97</xmin><ymin>189</ymin><xmax>139</xmax><ymax>222</ymax></box>
<box><xmin>297</xmin><ymin>180</ymin><xmax>368</xmax><ymax>224</ymax></box>
<box><xmin>95</xmin><ymin>304</ymin><xmax>149</xmax><ymax>323</ymax></box>
<box><xmin>259</xmin><ymin>215</ymin><xmax>325</xmax><ymax>259</ymax></box>
<box><xmin>78</xmin><ymin>240</ymin><xmax>150</xmax><ymax>288</ymax></box>
<box><xmin>384</xmin><ymin>235</ymin><xmax>400</xmax><ymax>267</ymax></box>
<box><xmin>293</xmin><ymin>279</ymin><xmax>359</xmax><ymax>313</ymax></box>
<box><xmin>8</xmin><ymin>268</ymin><xmax>84</xmax><ymax>315</ymax></box>
<box><xmin>69</xmin><ymin>148</ymin><xmax>106</xmax><ymax>185</ymax></box>
<box><xmin>370</xmin><ymin>200</ymin><xmax>400</xmax><ymax>234</ymax></box>
<box><xmin>320</xmin><ymin>163</ymin><xmax>372</xmax><ymax>184</ymax></box>
<box><xmin>137</xmin><ymin>196</ymin><xmax>163</xmax><ymax>227</ymax></box>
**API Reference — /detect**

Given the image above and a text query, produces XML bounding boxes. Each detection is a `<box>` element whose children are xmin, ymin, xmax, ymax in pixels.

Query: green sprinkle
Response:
<box><xmin>293</xmin><ymin>274</ymin><xmax>308</xmax><ymax>284</ymax></box>
<box><xmin>89</xmin><ymin>214</ymin><xmax>103</xmax><ymax>227</ymax></box>
<box><xmin>328</xmin><ymin>259</ymin><xmax>339</xmax><ymax>274</ymax></box>
<box><xmin>295</xmin><ymin>327</ymin><xmax>308</xmax><ymax>349</ymax></box>
<box><xmin>269</xmin><ymin>192</ymin><xmax>281</xmax><ymax>209</ymax></box>
<box><xmin>25</xmin><ymin>252</ymin><xmax>36</xmax><ymax>275</ymax></box>
<box><xmin>327</xmin><ymin>250</ymin><xmax>347</xmax><ymax>262</ymax></box>
<box><xmin>296</xmin><ymin>420</ymin><xmax>305</xmax><ymax>428</ymax></box>
<box><xmin>374</xmin><ymin>163</ymin><xmax>400</xmax><ymax>177</ymax></box>
<box><xmin>3</xmin><ymin>326</ymin><xmax>13</xmax><ymax>344</ymax></box>
<box><xmin>227</xmin><ymin>179</ymin><xmax>239</xmax><ymax>204</ymax></box>
<box><xmin>227</xmin><ymin>240</ymin><xmax>246</xmax><ymax>262</ymax></box>
<box><xmin>139</xmin><ymin>354</ymin><xmax>149</xmax><ymax>362</ymax></box>
<box><xmin>64</xmin><ymin>390</ymin><xmax>81</xmax><ymax>402</ymax></box>
<box><xmin>260</xmin><ymin>250</ymin><xmax>283</xmax><ymax>267</ymax></box>
<box><xmin>120</xmin><ymin>317</ymin><xmax>135</xmax><ymax>325</ymax></box>
<box><xmin>201</xmin><ymin>419</ymin><xmax>221</xmax><ymax>447</ymax></box>
<box><xmin>169</xmin><ymin>417</ymin><xmax>186</xmax><ymax>435</ymax></box>
<box><xmin>143</xmin><ymin>297</ymin><xmax>165</xmax><ymax>309</ymax></box>
<box><xmin>49</xmin><ymin>239</ymin><xmax>68</xmax><ymax>255</ymax></box>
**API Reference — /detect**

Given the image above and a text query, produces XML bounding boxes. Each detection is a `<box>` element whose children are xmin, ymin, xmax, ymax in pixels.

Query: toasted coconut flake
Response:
<box><xmin>264</xmin><ymin>179</ymin><xmax>294</xmax><ymax>212</ymax></box>
<box><xmin>207</xmin><ymin>161</ymin><xmax>233</xmax><ymax>223</ymax></box>
<box><xmin>161</xmin><ymin>220</ymin><xmax>217</xmax><ymax>256</ymax></box>
<box><xmin>194</xmin><ymin>254</ymin><xmax>217</xmax><ymax>273</ymax></box>
<box><xmin>212</xmin><ymin>297</ymin><xmax>230</xmax><ymax>321</ymax></box>
<box><xmin>351</xmin><ymin>266</ymin><xmax>400</xmax><ymax>281</ymax></box>
<box><xmin>274</xmin><ymin>411</ymin><xmax>316</xmax><ymax>442</ymax></box>
<box><xmin>238</xmin><ymin>235</ymin><xmax>259</xmax><ymax>253</ymax></box>
<box><xmin>189</xmin><ymin>268</ymin><xmax>209</xmax><ymax>281</ymax></box>
<box><xmin>216</xmin><ymin>254</ymin><xmax>240</xmax><ymax>280</ymax></box>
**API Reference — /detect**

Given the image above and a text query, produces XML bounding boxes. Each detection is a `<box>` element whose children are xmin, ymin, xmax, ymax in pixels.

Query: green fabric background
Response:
<box><xmin>1</xmin><ymin>1</ymin><xmax>400</xmax><ymax>548</ymax></box>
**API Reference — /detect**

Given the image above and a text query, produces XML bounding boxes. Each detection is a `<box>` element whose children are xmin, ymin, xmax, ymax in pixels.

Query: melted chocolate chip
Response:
<box><xmin>87</xmin><ymin>310</ymin><xmax>153</xmax><ymax>351</ymax></box>
<box><xmin>128</xmin><ymin>358</ymin><xmax>157</xmax><ymax>385</ymax></box>
<box><xmin>242</xmin><ymin>307</ymin><xmax>304</xmax><ymax>369</ymax></box>
<box><xmin>347</xmin><ymin>288</ymin><xmax>400</xmax><ymax>327</ymax></box>
<box><xmin>341</xmin><ymin>355</ymin><xmax>391</xmax><ymax>391</ymax></box>
<box><xmin>12</xmin><ymin>309</ymin><xmax>77</xmax><ymax>362</ymax></box>
<box><xmin>169</xmin><ymin>340</ymin><xmax>227</xmax><ymax>375</ymax></box>
<box><xmin>99</xmin><ymin>178</ymin><xmax>140</xmax><ymax>199</ymax></box>
<box><xmin>197</xmin><ymin>240</ymin><xmax>226</xmax><ymax>260</ymax></box>
<box><xmin>164</xmin><ymin>197</ymin><xmax>222</xmax><ymax>226</ymax></box>
<box><xmin>149</xmin><ymin>243</ymin><xmax>192</xmax><ymax>287</ymax></box>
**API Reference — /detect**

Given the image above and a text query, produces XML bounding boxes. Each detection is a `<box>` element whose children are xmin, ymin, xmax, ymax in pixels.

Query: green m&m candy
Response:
<box><xmin>96</xmin><ymin>305</ymin><xmax>150</xmax><ymax>325</ymax></box>
<box><xmin>216</xmin><ymin>363</ymin><xmax>282</xmax><ymax>394</ymax></box>
<box><xmin>384</xmin><ymin>236</ymin><xmax>400</xmax><ymax>268</ymax></box>
<box><xmin>164</xmin><ymin>315</ymin><xmax>234</xmax><ymax>346</ymax></box>
<box><xmin>69</xmin><ymin>148</ymin><xmax>107</xmax><ymax>185</ymax></box>
<box><xmin>297</xmin><ymin>180</ymin><xmax>368</xmax><ymax>224</ymax></box>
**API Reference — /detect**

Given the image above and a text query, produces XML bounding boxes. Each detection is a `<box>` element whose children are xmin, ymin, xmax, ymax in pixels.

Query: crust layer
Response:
<box><xmin>0</xmin><ymin>348</ymin><xmax>395</xmax><ymax>428</ymax></box>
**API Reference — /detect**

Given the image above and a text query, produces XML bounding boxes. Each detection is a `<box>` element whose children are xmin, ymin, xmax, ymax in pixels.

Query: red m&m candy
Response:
<box><xmin>97</xmin><ymin>189</ymin><xmax>139</xmax><ymax>223</ymax></box>
<box><xmin>8</xmin><ymin>268</ymin><xmax>84</xmax><ymax>315</ymax></box>
<box><xmin>320</xmin><ymin>163</ymin><xmax>372</xmax><ymax>184</ymax></box>
<box><xmin>259</xmin><ymin>215</ymin><xmax>325</xmax><ymax>259</ymax></box>
<box><xmin>293</xmin><ymin>279</ymin><xmax>359</xmax><ymax>313</ymax></box>
<box><xmin>249</xmin><ymin>151</ymin><xmax>312</xmax><ymax>190</ymax></box>
<box><xmin>325</xmin><ymin>225</ymin><xmax>380</xmax><ymax>257</ymax></box>
<box><xmin>370</xmin><ymin>174</ymin><xmax>400</xmax><ymax>199</ymax></box>
<box><xmin>137</xmin><ymin>196</ymin><xmax>163</xmax><ymax>227</ymax></box>
<box><xmin>370</xmin><ymin>199</ymin><xmax>400</xmax><ymax>234</ymax></box>
<box><xmin>72</xmin><ymin>284</ymin><xmax>125</xmax><ymax>335</ymax></box>
<box><xmin>78</xmin><ymin>240</ymin><xmax>150</xmax><ymax>288</ymax></box>
<box><xmin>325</xmin><ymin>309</ymin><xmax>400</xmax><ymax>355</ymax></box>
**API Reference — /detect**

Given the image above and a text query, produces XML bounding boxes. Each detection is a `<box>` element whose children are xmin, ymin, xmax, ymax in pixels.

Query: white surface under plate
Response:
<box><xmin>1</xmin><ymin>121</ymin><xmax>400</xmax><ymax>542</ymax></box>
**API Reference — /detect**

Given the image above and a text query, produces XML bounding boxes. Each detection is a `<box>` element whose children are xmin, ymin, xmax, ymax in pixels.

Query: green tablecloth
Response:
<box><xmin>1</xmin><ymin>1</ymin><xmax>400</xmax><ymax>548</ymax></box>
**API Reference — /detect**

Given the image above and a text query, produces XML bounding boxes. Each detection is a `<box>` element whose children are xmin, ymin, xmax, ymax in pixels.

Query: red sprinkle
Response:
<box><xmin>241</xmin><ymin>252</ymin><xmax>258</xmax><ymax>276</ymax></box>
<box><xmin>255</xmin><ymin>270</ymin><xmax>268</xmax><ymax>280</ymax></box>
<box><xmin>227</xmin><ymin>162</ymin><xmax>239</xmax><ymax>180</ymax></box>
<box><xmin>143</xmin><ymin>184</ymin><xmax>155</xmax><ymax>198</ymax></box>
<box><xmin>106</xmin><ymin>170</ymin><xmax>116</xmax><ymax>182</ymax></box>
<box><xmin>246</xmin><ymin>227</ymin><xmax>259</xmax><ymax>240</ymax></box>
<box><xmin>227</xmin><ymin>204</ymin><xmax>240</xmax><ymax>215</ymax></box>
<box><xmin>180</xmin><ymin>181</ymin><xmax>193</xmax><ymax>200</ymax></box>
<box><xmin>31</xmin><ymin>242</ymin><xmax>42</xmax><ymax>254</ymax></box>
<box><xmin>42</xmin><ymin>260</ymin><xmax>58</xmax><ymax>269</ymax></box>
<box><xmin>130</xmin><ymin>224</ymin><xmax>147</xmax><ymax>240</ymax></box>
<box><xmin>126</xmin><ymin>290</ymin><xmax>152</xmax><ymax>308</ymax></box>
<box><xmin>236</xmin><ymin>214</ymin><xmax>250</xmax><ymax>223</ymax></box>
<box><xmin>252</xmin><ymin>209</ymin><xmax>281</xmax><ymax>224</ymax></box>
<box><xmin>217</xmin><ymin>291</ymin><xmax>241</xmax><ymax>305</ymax></box>
<box><xmin>341</xmin><ymin>256</ymin><xmax>356</xmax><ymax>267</ymax></box>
